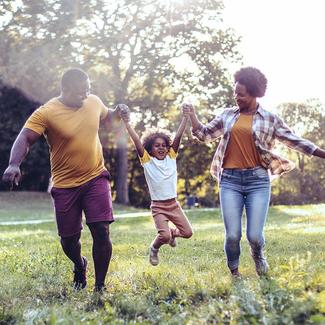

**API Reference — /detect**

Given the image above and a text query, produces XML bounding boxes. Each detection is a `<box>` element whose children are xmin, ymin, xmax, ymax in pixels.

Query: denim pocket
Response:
<box><xmin>253</xmin><ymin>168</ymin><xmax>269</xmax><ymax>179</ymax></box>
<box><xmin>221</xmin><ymin>172</ymin><xmax>231</xmax><ymax>179</ymax></box>
<box><xmin>220</xmin><ymin>172</ymin><xmax>233</xmax><ymax>183</ymax></box>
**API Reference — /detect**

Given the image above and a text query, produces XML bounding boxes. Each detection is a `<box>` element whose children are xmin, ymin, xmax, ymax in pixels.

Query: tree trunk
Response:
<box><xmin>115</xmin><ymin>125</ymin><xmax>130</xmax><ymax>204</ymax></box>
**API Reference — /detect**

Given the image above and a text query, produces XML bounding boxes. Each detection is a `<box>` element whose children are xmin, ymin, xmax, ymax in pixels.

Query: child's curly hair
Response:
<box><xmin>141</xmin><ymin>128</ymin><xmax>173</xmax><ymax>154</ymax></box>
<box><xmin>234</xmin><ymin>67</ymin><xmax>268</xmax><ymax>98</ymax></box>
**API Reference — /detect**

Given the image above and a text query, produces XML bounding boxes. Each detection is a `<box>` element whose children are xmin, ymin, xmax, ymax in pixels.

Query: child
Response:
<box><xmin>121</xmin><ymin>107</ymin><xmax>193</xmax><ymax>266</ymax></box>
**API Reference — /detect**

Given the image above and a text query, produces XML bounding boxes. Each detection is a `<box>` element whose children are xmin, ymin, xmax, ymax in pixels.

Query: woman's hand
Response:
<box><xmin>181</xmin><ymin>103</ymin><xmax>195</xmax><ymax>118</ymax></box>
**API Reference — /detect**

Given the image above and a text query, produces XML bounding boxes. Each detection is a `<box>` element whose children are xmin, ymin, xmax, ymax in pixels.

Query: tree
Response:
<box><xmin>0</xmin><ymin>0</ymin><xmax>241</xmax><ymax>204</ymax></box>
<box><xmin>0</xmin><ymin>81</ymin><xmax>50</xmax><ymax>191</ymax></box>
<box><xmin>273</xmin><ymin>99</ymin><xmax>325</xmax><ymax>204</ymax></box>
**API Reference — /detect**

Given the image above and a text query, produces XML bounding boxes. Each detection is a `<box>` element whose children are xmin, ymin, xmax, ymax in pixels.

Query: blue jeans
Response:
<box><xmin>219</xmin><ymin>167</ymin><xmax>271</xmax><ymax>270</ymax></box>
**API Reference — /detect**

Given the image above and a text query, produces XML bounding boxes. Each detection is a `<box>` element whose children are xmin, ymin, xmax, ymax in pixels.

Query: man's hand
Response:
<box><xmin>2</xmin><ymin>165</ymin><xmax>21</xmax><ymax>189</ymax></box>
<box><xmin>115</xmin><ymin>104</ymin><xmax>130</xmax><ymax>123</ymax></box>
<box><xmin>181</xmin><ymin>103</ymin><xmax>195</xmax><ymax>118</ymax></box>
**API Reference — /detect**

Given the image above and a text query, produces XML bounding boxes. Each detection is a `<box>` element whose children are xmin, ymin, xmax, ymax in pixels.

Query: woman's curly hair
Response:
<box><xmin>234</xmin><ymin>67</ymin><xmax>268</xmax><ymax>98</ymax></box>
<box><xmin>141</xmin><ymin>128</ymin><xmax>173</xmax><ymax>154</ymax></box>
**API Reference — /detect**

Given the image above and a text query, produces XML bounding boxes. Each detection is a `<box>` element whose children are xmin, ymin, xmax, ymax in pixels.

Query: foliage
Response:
<box><xmin>0</xmin><ymin>82</ymin><xmax>50</xmax><ymax>191</ymax></box>
<box><xmin>2</xmin><ymin>1</ymin><xmax>325</xmax><ymax>207</ymax></box>
<box><xmin>0</xmin><ymin>0</ymin><xmax>241</xmax><ymax>203</ymax></box>
<box><xmin>272</xmin><ymin>99</ymin><xmax>325</xmax><ymax>205</ymax></box>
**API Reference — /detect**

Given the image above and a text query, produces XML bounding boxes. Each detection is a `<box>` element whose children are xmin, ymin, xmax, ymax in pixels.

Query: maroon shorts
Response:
<box><xmin>50</xmin><ymin>171</ymin><xmax>114</xmax><ymax>237</ymax></box>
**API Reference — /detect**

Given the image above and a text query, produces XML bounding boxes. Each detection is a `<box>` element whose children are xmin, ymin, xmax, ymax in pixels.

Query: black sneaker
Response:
<box><xmin>73</xmin><ymin>256</ymin><xmax>87</xmax><ymax>290</ymax></box>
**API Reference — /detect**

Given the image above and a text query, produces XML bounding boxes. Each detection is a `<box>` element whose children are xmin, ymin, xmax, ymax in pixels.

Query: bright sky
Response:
<box><xmin>223</xmin><ymin>0</ymin><xmax>325</xmax><ymax>109</ymax></box>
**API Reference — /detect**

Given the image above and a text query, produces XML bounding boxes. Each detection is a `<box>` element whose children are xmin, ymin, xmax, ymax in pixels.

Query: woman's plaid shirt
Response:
<box><xmin>192</xmin><ymin>105</ymin><xmax>318</xmax><ymax>181</ymax></box>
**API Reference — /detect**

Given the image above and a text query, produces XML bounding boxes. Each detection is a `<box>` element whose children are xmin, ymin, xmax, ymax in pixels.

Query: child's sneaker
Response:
<box><xmin>169</xmin><ymin>236</ymin><xmax>177</xmax><ymax>247</ymax></box>
<box><xmin>149</xmin><ymin>246</ymin><xmax>159</xmax><ymax>266</ymax></box>
<box><xmin>73</xmin><ymin>256</ymin><xmax>87</xmax><ymax>290</ymax></box>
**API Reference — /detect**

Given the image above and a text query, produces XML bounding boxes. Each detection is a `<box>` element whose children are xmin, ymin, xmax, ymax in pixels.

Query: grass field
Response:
<box><xmin>0</xmin><ymin>192</ymin><xmax>325</xmax><ymax>324</ymax></box>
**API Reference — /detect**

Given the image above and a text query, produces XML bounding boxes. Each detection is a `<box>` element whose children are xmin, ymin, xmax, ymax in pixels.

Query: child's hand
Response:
<box><xmin>181</xmin><ymin>103</ymin><xmax>194</xmax><ymax>118</ymax></box>
<box><xmin>115</xmin><ymin>104</ymin><xmax>130</xmax><ymax>123</ymax></box>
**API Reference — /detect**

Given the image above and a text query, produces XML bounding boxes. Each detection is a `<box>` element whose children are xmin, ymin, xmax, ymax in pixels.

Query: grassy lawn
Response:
<box><xmin>0</xmin><ymin>192</ymin><xmax>324</xmax><ymax>324</ymax></box>
<box><xmin>0</xmin><ymin>192</ymin><xmax>146</xmax><ymax>223</ymax></box>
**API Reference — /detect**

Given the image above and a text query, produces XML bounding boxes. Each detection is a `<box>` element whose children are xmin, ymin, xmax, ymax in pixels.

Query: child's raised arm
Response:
<box><xmin>122</xmin><ymin>120</ymin><xmax>145</xmax><ymax>158</ymax></box>
<box><xmin>116</xmin><ymin>104</ymin><xmax>144</xmax><ymax>157</ymax></box>
<box><xmin>171</xmin><ymin>116</ymin><xmax>188</xmax><ymax>153</ymax></box>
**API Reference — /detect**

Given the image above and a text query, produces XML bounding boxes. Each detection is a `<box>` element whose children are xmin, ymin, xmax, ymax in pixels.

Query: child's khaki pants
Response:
<box><xmin>150</xmin><ymin>199</ymin><xmax>193</xmax><ymax>249</ymax></box>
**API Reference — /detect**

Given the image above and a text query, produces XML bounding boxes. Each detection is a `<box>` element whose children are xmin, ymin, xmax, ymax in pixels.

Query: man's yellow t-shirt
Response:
<box><xmin>24</xmin><ymin>94</ymin><xmax>109</xmax><ymax>188</ymax></box>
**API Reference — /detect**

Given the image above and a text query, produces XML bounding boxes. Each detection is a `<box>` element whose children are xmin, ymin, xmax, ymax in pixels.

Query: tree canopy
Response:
<box><xmin>2</xmin><ymin>1</ymin><xmax>324</xmax><ymax>206</ymax></box>
<box><xmin>0</xmin><ymin>0</ymin><xmax>241</xmax><ymax>204</ymax></box>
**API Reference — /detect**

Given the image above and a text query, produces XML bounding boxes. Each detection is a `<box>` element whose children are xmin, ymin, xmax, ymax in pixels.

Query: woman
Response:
<box><xmin>183</xmin><ymin>67</ymin><xmax>325</xmax><ymax>277</ymax></box>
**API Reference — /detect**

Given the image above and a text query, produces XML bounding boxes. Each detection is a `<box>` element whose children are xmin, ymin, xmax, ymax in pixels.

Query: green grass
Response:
<box><xmin>0</xmin><ymin>192</ymin><xmax>146</xmax><ymax>222</ymax></box>
<box><xmin>0</xmin><ymin>193</ymin><xmax>325</xmax><ymax>324</ymax></box>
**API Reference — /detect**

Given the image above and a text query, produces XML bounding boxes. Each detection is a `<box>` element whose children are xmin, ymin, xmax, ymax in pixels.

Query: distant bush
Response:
<box><xmin>0</xmin><ymin>81</ymin><xmax>50</xmax><ymax>191</ymax></box>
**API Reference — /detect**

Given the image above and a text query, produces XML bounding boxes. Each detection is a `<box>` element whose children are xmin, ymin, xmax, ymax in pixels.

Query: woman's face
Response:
<box><xmin>150</xmin><ymin>137</ymin><xmax>169</xmax><ymax>160</ymax></box>
<box><xmin>234</xmin><ymin>82</ymin><xmax>255</xmax><ymax>111</ymax></box>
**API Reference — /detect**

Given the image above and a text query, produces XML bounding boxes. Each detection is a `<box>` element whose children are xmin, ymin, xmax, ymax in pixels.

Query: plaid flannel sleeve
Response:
<box><xmin>274</xmin><ymin>115</ymin><xmax>318</xmax><ymax>156</ymax></box>
<box><xmin>192</xmin><ymin>114</ymin><xmax>224</xmax><ymax>143</ymax></box>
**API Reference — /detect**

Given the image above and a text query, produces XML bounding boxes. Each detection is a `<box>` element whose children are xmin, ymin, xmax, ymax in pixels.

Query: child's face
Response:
<box><xmin>150</xmin><ymin>137</ymin><xmax>169</xmax><ymax>160</ymax></box>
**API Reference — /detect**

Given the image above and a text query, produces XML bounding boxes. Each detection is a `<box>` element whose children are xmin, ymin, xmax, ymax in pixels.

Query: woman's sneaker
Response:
<box><xmin>251</xmin><ymin>250</ymin><xmax>269</xmax><ymax>276</ymax></box>
<box><xmin>73</xmin><ymin>256</ymin><xmax>87</xmax><ymax>290</ymax></box>
<box><xmin>149</xmin><ymin>246</ymin><xmax>159</xmax><ymax>266</ymax></box>
<box><xmin>230</xmin><ymin>268</ymin><xmax>242</xmax><ymax>279</ymax></box>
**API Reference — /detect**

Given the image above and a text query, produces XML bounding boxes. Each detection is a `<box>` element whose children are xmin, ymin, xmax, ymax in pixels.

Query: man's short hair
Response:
<box><xmin>61</xmin><ymin>68</ymin><xmax>88</xmax><ymax>90</ymax></box>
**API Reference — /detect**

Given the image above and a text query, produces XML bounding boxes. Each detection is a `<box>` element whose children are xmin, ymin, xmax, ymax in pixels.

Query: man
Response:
<box><xmin>2</xmin><ymin>68</ymin><xmax>129</xmax><ymax>292</ymax></box>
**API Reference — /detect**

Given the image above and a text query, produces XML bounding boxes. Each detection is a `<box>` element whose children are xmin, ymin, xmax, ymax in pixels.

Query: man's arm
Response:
<box><xmin>172</xmin><ymin>116</ymin><xmax>188</xmax><ymax>153</ymax></box>
<box><xmin>2</xmin><ymin>128</ymin><xmax>41</xmax><ymax>187</ymax></box>
<box><xmin>101</xmin><ymin>104</ymin><xmax>130</xmax><ymax>125</ymax></box>
<box><xmin>105</xmin><ymin>108</ymin><xmax>121</xmax><ymax>124</ymax></box>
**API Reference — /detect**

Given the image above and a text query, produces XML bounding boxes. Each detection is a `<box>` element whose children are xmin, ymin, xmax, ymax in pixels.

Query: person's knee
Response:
<box><xmin>182</xmin><ymin>228</ymin><xmax>193</xmax><ymax>239</ymax></box>
<box><xmin>88</xmin><ymin>222</ymin><xmax>110</xmax><ymax>244</ymax></box>
<box><xmin>159</xmin><ymin>231</ymin><xmax>171</xmax><ymax>244</ymax></box>
<box><xmin>60</xmin><ymin>233</ymin><xmax>81</xmax><ymax>248</ymax></box>
<box><xmin>226</xmin><ymin>233</ymin><xmax>241</xmax><ymax>245</ymax></box>
<box><xmin>247</xmin><ymin>233</ymin><xmax>263</xmax><ymax>247</ymax></box>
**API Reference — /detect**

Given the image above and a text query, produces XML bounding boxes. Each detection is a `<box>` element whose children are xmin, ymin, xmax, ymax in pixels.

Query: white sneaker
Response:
<box><xmin>149</xmin><ymin>246</ymin><xmax>159</xmax><ymax>266</ymax></box>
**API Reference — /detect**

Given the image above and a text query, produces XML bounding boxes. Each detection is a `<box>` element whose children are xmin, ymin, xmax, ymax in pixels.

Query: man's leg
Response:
<box><xmin>60</xmin><ymin>232</ymin><xmax>87</xmax><ymax>289</ymax></box>
<box><xmin>60</xmin><ymin>232</ymin><xmax>84</xmax><ymax>269</ymax></box>
<box><xmin>81</xmin><ymin>171</ymin><xmax>115</xmax><ymax>291</ymax></box>
<box><xmin>50</xmin><ymin>186</ymin><xmax>86</xmax><ymax>288</ymax></box>
<box><xmin>88</xmin><ymin>221</ymin><xmax>112</xmax><ymax>291</ymax></box>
